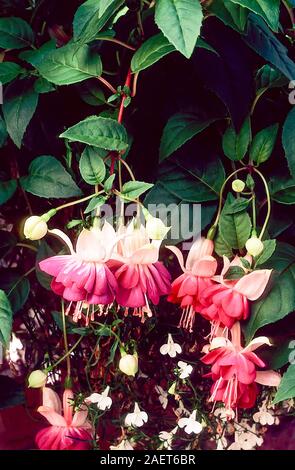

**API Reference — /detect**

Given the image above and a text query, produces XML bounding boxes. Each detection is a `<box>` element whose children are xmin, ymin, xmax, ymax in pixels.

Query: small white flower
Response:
<box><xmin>228</xmin><ymin>442</ymin><xmax>242</xmax><ymax>451</ymax></box>
<box><xmin>86</xmin><ymin>386</ymin><xmax>112</xmax><ymax>411</ymax></box>
<box><xmin>155</xmin><ymin>385</ymin><xmax>168</xmax><ymax>410</ymax></box>
<box><xmin>159</xmin><ymin>426</ymin><xmax>178</xmax><ymax>449</ymax></box>
<box><xmin>253</xmin><ymin>409</ymin><xmax>276</xmax><ymax>426</ymax></box>
<box><xmin>110</xmin><ymin>439</ymin><xmax>134</xmax><ymax>450</ymax></box>
<box><xmin>125</xmin><ymin>402</ymin><xmax>148</xmax><ymax>428</ymax></box>
<box><xmin>178</xmin><ymin>410</ymin><xmax>203</xmax><ymax>435</ymax></box>
<box><xmin>175</xmin><ymin>399</ymin><xmax>190</xmax><ymax>418</ymax></box>
<box><xmin>160</xmin><ymin>334</ymin><xmax>182</xmax><ymax>358</ymax></box>
<box><xmin>214</xmin><ymin>407</ymin><xmax>235</xmax><ymax>421</ymax></box>
<box><xmin>216</xmin><ymin>436</ymin><xmax>228</xmax><ymax>450</ymax></box>
<box><xmin>177</xmin><ymin>361</ymin><xmax>193</xmax><ymax>379</ymax></box>
<box><xmin>234</xmin><ymin>428</ymin><xmax>263</xmax><ymax>450</ymax></box>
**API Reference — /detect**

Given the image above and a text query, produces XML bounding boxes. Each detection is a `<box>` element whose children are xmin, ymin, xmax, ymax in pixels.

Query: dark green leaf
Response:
<box><xmin>250</xmin><ymin>123</ymin><xmax>279</xmax><ymax>164</ymax></box>
<box><xmin>0</xmin><ymin>289</ymin><xmax>12</xmax><ymax>346</ymax></box>
<box><xmin>273</xmin><ymin>364</ymin><xmax>295</xmax><ymax>404</ymax></box>
<box><xmin>84</xmin><ymin>195</ymin><xmax>108</xmax><ymax>214</ymax></box>
<box><xmin>0</xmin><ymin>62</ymin><xmax>23</xmax><ymax>84</ymax></box>
<box><xmin>222</xmin><ymin>118</ymin><xmax>251</xmax><ymax>161</ymax></box>
<box><xmin>0</xmin><ymin>231</ymin><xmax>17</xmax><ymax>258</ymax></box>
<box><xmin>270</xmin><ymin>177</ymin><xmax>295</xmax><ymax>205</ymax></box>
<box><xmin>230</xmin><ymin>0</ymin><xmax>280</xmax><ymax>31</ymax></box>
<box><xmin>219</xmin><ymin>195</ymin><xmax>252</xmax><ymax>250</ymax></box>
<box><xmin>0</xmin><ymin>116</ymin><xmax>7</xmax><ymax>148</ymax></box>
<box><xmin>254</xmin><ymin>239</ymin><xmax>276</xmax><ymax>266</ymax></box>
<box><xmin>0</xmin><ymin>17</ymin><xmax>34</xmax><ymax>50</ymax></box>
<box><xmin>104</xmin><ymin>174</ymin><xmax>116</xmax><ymax>192</ymax></box>
<box><xmin>34</xmin><ymin>77</ymin><xmax>56</xmax><ymax>94</ymax></box>
<box><xmin>222</xmin><ymin>197</ymin><xmax>250</xmax><ymax>215</ymax></box>
<box><xmin>20</xmin><ymin>155</ymin><xmax>82</xmax><ymax>198</ymax></box>
<box><xmin>3</xmin><ymin>79</ymin><xmax>39</xmax><ymax>148</ymax></box>
<box><xmin>0</xmin><ymin>271</ymin><xmax>30</xmax><ymax>313</ymax></box>
<box><xmin>283</xmin><ymin>107</ymin><xmax>295</xmax><ymax>178</ymax></box>
<box><xmin>36</xmin><ymin>240</ymin><xmax>56</xmax><ymax>290</ymax></box>
<box><xmin>256</xmin><ymin>64</ymin><xmax>288</xmax><ymax>92</ymax></box>
<box><xmin>60</xmin><ymin>116</ymin><xmax>128</xmax><ymax>151</ymax></box>
<box><xmin>209</xmin><ymin>1</ymin><xmax>249</xmax><ymax>32</ymax></box>
<box><xmin>0</xmin><ymin>179</ymin><xmax>17</xmax><ymax>205</ymax></box>
<box><xmin>224</xmin><ymin>266</ymin><xmax>245</xmax><ymax>280</ymax></box>
<box><xmin>160</xmin><ymin>113</ymin><xmax>217</xmax><ymax>162</ymax></box>
<box><xmin>214</xmin><ymin>231</ymin><xmax>233</xmax><ymax>258</ymax></box>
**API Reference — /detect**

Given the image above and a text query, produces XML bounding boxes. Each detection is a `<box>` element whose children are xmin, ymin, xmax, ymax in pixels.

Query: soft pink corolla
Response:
<box><xmin>202</xmin><ymin>322</ymin><xmax>281</xmax><ymax>413</ymax></box>
<box><xmin>199</xmin><ymin>255</ymin><xmax>272</xmax><ymax>330</ymax></box>
<box><xmin>109</xmin><ymin>223</ymin><xmax>171</xmax><ymax>321</ymax></box>
<box><xmin>167</xmin><ymin>237</ymin><xmax>217</xmax><ymax>332</ymax></box>
<box><xmin>35</xmin><ymin>388</ymin><xmax>93</xmax><ymax>450</ymax></box>
<box><xmin>39</xmin><ymin>223</ymin><xmax>118</xmax><ymax>323</ymax></box>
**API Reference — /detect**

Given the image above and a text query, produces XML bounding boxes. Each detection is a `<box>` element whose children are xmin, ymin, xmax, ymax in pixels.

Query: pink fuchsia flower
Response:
<box><xmin>39</xmin><ymin>223</ymin><xmax>118</xmax><ymax>323</ymax></box>
<box><xmin>167</xmin><ymin>237</ymin><xmax>217</xmax><ymax>332</ymax></box>
<box><xmin>35</xmin><ymin>388</ymin><xmax>93</xmax><ymax>450</ymax></box>
<box><xmin>202</xmin><ymin>322</ymin><xmax>281</xmax><ymax>414</ymax></box>
<box><xmin>199</xmin><ymin>255</ymin><xmax>272</xmax><ymax>330</ymax></box>
<box><xmin>109</xmin><ymin>223</ymin><xmax>171</xmax><ymax>321</ymax></box>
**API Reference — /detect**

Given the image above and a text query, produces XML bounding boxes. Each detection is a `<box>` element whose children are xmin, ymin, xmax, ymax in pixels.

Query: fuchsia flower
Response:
<box><xmin>167</xmin><ymin>238</ymin><xmax>217</xmax><ymax>332</ymax></box>
<box><xmin>39</xmin><ymin>223</ymin><xmax>118</xmax><ymax>323</ymax></box>
<box><xmin>110</xmin><ymin>223</ymin><xmax>171</xmax><ymax>321</ymax></box>
<box><xmin>36</xmin><ymin>388</ymin><xmax>93</xmax><ymax>450</ymax></box>
<box><xmin>199</xmin><ymin>256</ymin><xmax>272</xmax><ymax>330</ymax></box>
<box><xmin>201</xmin><ymin>322</ymin><xmax>281</xmax><ymax>414</ymax></box>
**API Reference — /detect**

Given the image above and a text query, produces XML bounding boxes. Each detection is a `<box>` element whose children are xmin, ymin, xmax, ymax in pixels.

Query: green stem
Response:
<box><xmin>8</xmin><ymin>266</ymin><xmax>35</xmax><ymax>297</ymax></box>
<box><xmin>212</xmin><ymin>167</ymin><xmax>248</xmax><ymax>228</ymax></box>
<box><xmin>16</xmin><ymin>243</ymin><xmax>38</xmax><ymax>252</ymax></box>
<box><xmin>54</xmin><ymin>189</ymin><xmax>105</xmax><ymax>212</ymax></box>
<box><xmin>251</xmin><ymin>193</ymin><xmax>257</xmax><ymax>232</ymax></box>
<box><xmin>47</xmin><ymin>335</ymin><xmax>83</xmax><ymax>372</ymax></box>
<box><xmin>61</xmin><ymin>300</ymin><xmax>71</xmax><ymax>379</ymax></box>
<box><xmin>252</xmin><ymin>168</ymin><xmax>271</xmax><ymax>240</ymax></box>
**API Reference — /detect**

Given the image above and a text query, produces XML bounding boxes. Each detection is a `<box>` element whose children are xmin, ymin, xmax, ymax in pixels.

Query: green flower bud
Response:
<box><xmin>28</xmin><ymin>370</ymin><xmax>47</xmax><ymax>388</ymax></box>
<box><xmin>232</xmin><ymin>179</ymin><xmax>245</xmax><ymax>193</ymax></box>
<box><xmin>119</xmin><ymin>352</ymin><xmax>138</xmax><ymax>377</ymax></box>
<box><xmin>245</xmin><ymin>236</ymin><xmax>264</xmax><ymax>256</ymax></box>
<box><xmin>24</xmin><ymin>216</ymin><xmax>48</xmax><ymax>241</ymax></box>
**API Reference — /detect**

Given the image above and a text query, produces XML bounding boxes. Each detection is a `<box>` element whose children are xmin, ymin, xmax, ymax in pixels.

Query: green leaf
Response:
<box><xmin>244</xmin><ymin>15</ymin><xmax>295</xmax><ymax>81</ymax></box>
<box><xmin>273</xmin><ymin>364</ymin><xmax>295</xmax><ymax>404</ymax></box>
<box><xmin>0</xmin><ymin>289</ymin><xmax>12</xmax><ymax>347</ymax></box>
<box><xmin>250</xmin><ymin>123</ymin><xmax>279</xmax><ymax>164</ymax></box>
<box><xmin>73</xmin><ymin>0</ymin><xmax>124</xmax><ymax>44</ymax></box>
<box><xmin>79</xmin><ymin>146</ymin><xmax>106</xmax><ymax>185</ymax></box>
<box><xmin>0</xmin><ymin>17</ymin><xmax>34</xmax><ymax>50</ymax></box>
<box><xmin>222</xmin><ymin>197</ymin><xmax>250</xmax><ymax>215</ymax></box>
<box><xmin>214</xmin><ymin>231</ymin><xmax>233</xmax><ymax>258</ymax></box>
<box><xmin>35</xmin><ymin>43</ymin><xmax>102</xmax><ymax>86</ymax></box>
<box><xmin>0</xmin><ymin>231</ymin><xmax>17</xmax><ymax>258</ymax></box>
<box><xmin>84</xmin><ymin>195</ymin><xmax>108</xmax><ymax>214</ymax></box>
<box><xmin>0</xmin><ymin>270</ymin><xmax>30</xmax><ymax>313</ymax></box>
<box><xmin>0</xmin><ymin>179</ymin><xmax>17</xmax><ymax>205</ymax></box>
<box><xmin>230</xmin><ymin>0</ymin><xmax>280</xmax><ymax>31</ymax></box>
<box><xmin>209</xmin><ymin>1</ymin><xmax>249</xmax><ymax>32</ymax></box>
<box><xmin>20</xmin><ymin>155</ymin><xmax>82</xmax><ymax>198</ymax></box>
<box><xmin>34</xmin><ymin>77</ymin><xmax>56</xmax><ymax>94</ymax></box>
<box><xmin>270</xmin><ymin>177</ymin><xmax>295</xmax><ymax>205</ymax></box>
<box><xmin>0</xmin><ymin>116</ymin><xmax>7</xmax><ymax>148</ymax></box>
<box><xmin>104</xmin><ymin>174</ymin><xmax>116</xmax><ymax>192</ymax></box>
<box><xmin>121</xmin><ymin>181</ymin><xmax>154</xmax><ymax>200</ymax></box>
<box><xmin>131</xmin><ymin>33</ymin><xmax>175</xmax><ymax>73</ymax></box>
<box><xmin>160</xmin><ymin>114</ymin><xmax>217</xmax><ymax>162</ymax></box>
<box><xmin>256</xmin><ymin>64</ymin><xmax>288</xmax><ymax>92</ymax></box>
<box><xmin>283</xmin><ymin>107</ymin><xmax>295</xmax><ymax>178</ymax></box>
<box><xmin>0</xmin><ymin>62</ymin><xmax>23</xmax><ymax>84</ymax></box>
<box><xmin>157</xmin><ymin>157</ymin><xmax>225</xmax><ymax>203</ymax></box>
<box><xmin>245</xmin><ymin>243</ymin><xmax>295</xmax><ymax>341</ymax></box>
<box><xmin>3</xmin><ymin>79</ymin><xmax>39</xmax><ymax>148</ymax></box>
<box><xmin>219</xmin><ymin>195</ymin><xmax>252</xmax><ymax>250</ymax></box>
<box><xmin>60</xmin><ymin>116</ymin><xmax>128</xmax><ymax>151</ymax></box>
<box><xmin>36</xmin><ymin>240</ymin><xmax>55</xmax><ymax>290</ymax></box>
<box><xmin>269</xmin><ymin>340</ymin><xmax>295</xmax><ymax>370</ymax></box>
<box><xmin>155</xmin><ymin>0</ymin><xmax>203</xmax><ymax>58</ymax></box>
<box><xmin>254</xmin><ymin>239</ymin><xmax>276</xmax><ymax>267</ymax></box>
<box><xmin>222</xmin><ymin>118</ymin><xmax>251</xmax><ymax>161</ymax></box>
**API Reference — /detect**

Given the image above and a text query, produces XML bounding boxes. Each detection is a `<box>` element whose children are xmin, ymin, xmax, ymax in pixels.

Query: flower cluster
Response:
<box><xmin>39</xmin><ymin>221</ymin><xmax>171</xmax><ymax>324</ymax></box>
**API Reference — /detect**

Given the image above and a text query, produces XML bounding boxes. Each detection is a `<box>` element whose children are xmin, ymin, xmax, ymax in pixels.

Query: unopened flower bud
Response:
<box><xmin>232</xmin><ymin>179</ymin><xmax>245</xmax><ymax>193</ymax></box>
<box><xmin>145</xmin><ymin>215</ymin><xmax>170</xmax><ymax>240</ymax></box>
<box><xmin>168</xmin><ymin>382</ymin><xmax>176</xmax><ymax>395</ymax></box>
<box><xmin>24</xmin><ymin>216</ymin><xmax>48</xmax><ymax>240</ymax></box>
<box><xmin>28</xmin><ymin>370</ymin><xmax>47</xmax><ymax>388</ymax></box>
<box><xmin>245</xmin><ymin>236</ymin><xmax>264</xmax><ymax>257</ymax></box>
<box><xmin>119</xmin><ymin>352</ymin><xmax>138</xmax><ymax>377</ymax></box>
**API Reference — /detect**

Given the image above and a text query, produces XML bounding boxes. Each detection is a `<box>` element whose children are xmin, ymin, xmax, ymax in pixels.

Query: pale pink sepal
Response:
<box><xmin>234</xmin><ymin>269</ymin><xmax>272</xmax><ymax>300</ymax></box>
<box><xmin>256</xmin><ymin>370</ymin><xmax>281</xmax><ymax>387</ymax></box>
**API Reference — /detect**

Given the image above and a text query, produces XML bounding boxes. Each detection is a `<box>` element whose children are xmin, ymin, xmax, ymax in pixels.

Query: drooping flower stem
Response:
<box><xmin>61</xmin><ymin>300</ymin><xmax>71</xmax><ymax>380</ymax></box>
<box><xmin>252</xmin><ymin>167</ymin><xmax>271</xmax><ymax>240</ymax></box>
<box><xmin>54</xmin><ymin>189</ymin><xmax>105</xmax><ymax>212</ymax></box>
<box><xmin>46</xmin><ymin>335</ymin><xmax>83</xmax><ymax>373</ymax></box>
